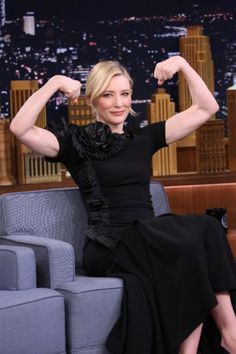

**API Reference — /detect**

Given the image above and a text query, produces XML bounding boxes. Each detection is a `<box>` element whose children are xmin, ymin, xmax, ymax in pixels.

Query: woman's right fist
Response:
<box><xmin>51</xmin><ymin>75</ymin><xmax>82</xmax><ymax>100</ymax></box>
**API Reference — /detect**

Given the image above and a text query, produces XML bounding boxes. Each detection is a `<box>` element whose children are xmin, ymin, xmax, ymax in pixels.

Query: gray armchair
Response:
<box><xmin>0</xmin><ymin>182</ymin><xmax>170</xmax><ymax>354</ymax></box>
<box><xmin>0</xmin><ymin>245</ymin><xmax>66</xmax><ymax>354</ymax></box>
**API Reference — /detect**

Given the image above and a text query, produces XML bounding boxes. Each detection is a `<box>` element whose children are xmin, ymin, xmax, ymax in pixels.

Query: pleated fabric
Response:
<box><xmin>84</xmin><ymin>214</ymin><xmax>236</xmax><ymax>354</ymax></box>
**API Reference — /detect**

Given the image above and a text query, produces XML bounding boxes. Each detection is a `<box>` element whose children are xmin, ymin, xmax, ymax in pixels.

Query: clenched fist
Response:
<box><xmin>50</xmin><ymin>75</ymin><xmax>82</xmax><ymax>101</ymax></box>
<box><xmin>154</xmin><ymin>56</ymin><xmax>187</xmax><ymax>85</ymax></box>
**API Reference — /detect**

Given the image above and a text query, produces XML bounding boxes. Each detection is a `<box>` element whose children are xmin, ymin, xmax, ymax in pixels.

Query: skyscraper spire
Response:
<box><xmin>190</xmin><ymin>4</ymin><xmax>201</xmax><ymax>26</ymax></box>
<box><xmin>179</xmin><ymin>25</ymin><xmax>215</xmax><ymax>112</ymax></box>
<box><xmin>147</xmin><ymin>88</ymin><xmax>177</xmax><ymax>176</ymax></box>
<box><xmin>178</xmin><ymin>25</ymin><xmax>215</xmax><ymax>149</ymax></box>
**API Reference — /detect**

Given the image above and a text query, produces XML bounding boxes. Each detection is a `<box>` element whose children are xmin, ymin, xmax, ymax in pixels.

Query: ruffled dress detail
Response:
<box><xmin>46</xmin><ymin>119</ymin><xmax>132</xmax><ymax>248</ymax></box>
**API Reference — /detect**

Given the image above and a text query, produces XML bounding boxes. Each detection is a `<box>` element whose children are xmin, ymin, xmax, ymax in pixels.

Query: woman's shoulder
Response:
<box><xmin>132</xmin><ymin>121</ymin><xmax>167</xmax><ymax>151</ymax></box>
<box><xmin>141</xmin><ymin>121</ymin><xmax>166</xmax><ymax>131</ymax></box>
<box><xmin>128</xmin><ymin>121</ymin><xmax>166</xmax><ymax>138</ymax></box>
<box><xmin>45</xmin><ymin>117</ymin><xmax>80</xmax><ymax>136</ymax></box>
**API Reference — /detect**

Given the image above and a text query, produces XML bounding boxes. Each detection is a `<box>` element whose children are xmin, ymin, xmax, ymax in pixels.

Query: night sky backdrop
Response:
<box><xmin>2</xmin><ymin>0</ymin><xmax>236</xmax><ymax>124</ymax></box>
<box><xmin>6</xmin><ymin>0</ymin><xmax>236</xmax><ymax>21</ymax></box>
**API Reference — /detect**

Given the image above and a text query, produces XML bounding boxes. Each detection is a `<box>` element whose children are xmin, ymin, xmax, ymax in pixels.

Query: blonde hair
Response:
<box><xmin>86</xmin><ymin>60</ymin><xmax>137</xmax><ymax>117</ymax></box>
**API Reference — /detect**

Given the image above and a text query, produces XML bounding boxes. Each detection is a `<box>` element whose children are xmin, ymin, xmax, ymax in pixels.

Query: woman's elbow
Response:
<box><xmin>9</xmin><ymin>119</ymin><xmax>24</xmax><ymax>138</ymax></box>
<box><xmin>201</xmin><ymin>100</ymin><xmax>219</xmax><ymax>119</ymax></box>
<box><xmin>210</xmin><ymin>100</ymin><xmax>220</xmax><ymax>115</ymax></box>
<box><xmin>9</xmin><ymin>120</ymin><xmax>18</xmax><ymax>136</ymax></box>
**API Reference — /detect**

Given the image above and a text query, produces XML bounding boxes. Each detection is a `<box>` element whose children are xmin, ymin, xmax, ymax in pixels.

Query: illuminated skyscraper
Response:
<box><xmin>23</xmin><ymin>12</ymin><xmax>35</xmax><ymax>36</ymax></box>
<box><xmin>0</xmin><ymin>0</ymin><xmax>5</xmax><ymax>27</ymax></box>
<box><xmin>179</xmin><ymin>25</ymin><xmax>214</xmax><ymax>111</ymax></box>
<box><xmin>10</xmin><ymin>80</ymin><xmax>59</xmax><ymax>184</ymax></box>
<box><xmin>225</xmin><ymin>42</ymin><xmax>236</xmax><ymax>79</ymax></box>
<box><xmin>147</xmin><ymin>88</ymin><xmax>177</xmax><ymax>176</ymax></box>
<box><xmin>0</xmin><ymin>119</ymin><xmax>16</xmax><ymax>185</ymax></box>
<box><xmin>196</xmin><ymin>120</ymin><xmax>226</xmax><ymax>174</ymax></box>
<box><xmin>10</xmin><ymin>81</ymin><xmax>44</xmax><ymax>121</ymax></box>
<box><xmin>68</xmin><ymin>96</ymin><xmax>94</xmax><ymax>126</ymax></box>
<box><xmin>227</xmin><ymin>84</ymin><xmax>236</xmax><ymax>171</ymax></box>
<box><xmin>179</xmin><ymin>25</ymin><xmax>215</xmax><ymax>147</ymax></box>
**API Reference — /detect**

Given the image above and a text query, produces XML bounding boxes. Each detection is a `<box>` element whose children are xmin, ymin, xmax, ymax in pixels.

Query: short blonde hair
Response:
<box><xmin>86</xmin><ymin>60</ymin><xmax>136</xmax><ymax>117</ymax></box>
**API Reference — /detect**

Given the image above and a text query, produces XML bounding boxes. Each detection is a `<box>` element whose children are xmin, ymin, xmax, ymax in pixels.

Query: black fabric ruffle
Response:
<box><xmin>74</xmin><ymin>123</ymin><xmax>131</xmax><ymax>248</ymax></box>
<box><xmin>46</xmin><ymin>118</ymin><xmax>132</xmax><ymax>248</ymax></box>
<box><xmin>77</xmin><ymin>121</ymin><xmax>130</xmax><ymax>160</ymax></box>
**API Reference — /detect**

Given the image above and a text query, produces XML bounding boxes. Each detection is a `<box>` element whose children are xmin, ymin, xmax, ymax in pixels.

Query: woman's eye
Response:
<box><xmin>122</xmin><ymin>92</ymin><xmax>129</xmax><ymax>96</ymax></box>
<box><xmin>103</xmin><ymin>93</ymin><xmax>112</xmax><ymax>98</ymax></box>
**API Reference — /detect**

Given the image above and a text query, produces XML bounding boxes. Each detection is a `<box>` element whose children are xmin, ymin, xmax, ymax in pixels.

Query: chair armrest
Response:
<box><xmin>0</xmin><ymin>245</ymin><xmax>36</xmax><ymax>290</ymax></box>
<box><xmin>0</xmin><ymin>235</ymin><xmax>75</xmax><ymax>289</ymax></box>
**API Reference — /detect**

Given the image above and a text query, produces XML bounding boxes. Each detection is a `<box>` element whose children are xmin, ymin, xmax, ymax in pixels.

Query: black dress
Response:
<box><xmin>46</xmin><ymin>119</ymin><xmax>236</xmax><ymax>354</ymax></box>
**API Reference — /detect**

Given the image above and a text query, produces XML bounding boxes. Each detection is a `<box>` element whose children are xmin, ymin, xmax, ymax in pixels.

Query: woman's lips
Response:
<box><xmin>110</xmin><ymin>111</ymin><xmax>126</xmax><ymax>116</ymax></box>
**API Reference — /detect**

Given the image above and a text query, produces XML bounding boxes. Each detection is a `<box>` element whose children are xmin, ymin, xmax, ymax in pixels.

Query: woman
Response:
<box><xmin>10</xmin><ymin>56</ymin><xmax>236</xmax><ymax>354</ymax></box>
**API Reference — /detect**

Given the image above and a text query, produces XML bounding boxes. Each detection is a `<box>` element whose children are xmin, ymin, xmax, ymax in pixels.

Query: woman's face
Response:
<box><xmin>95</xmin><ymin>74</ymin><xmax>132</xmax><ymax>132</ymax></box>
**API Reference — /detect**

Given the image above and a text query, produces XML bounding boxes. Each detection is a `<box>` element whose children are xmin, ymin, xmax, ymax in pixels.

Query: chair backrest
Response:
<box><xmin>0</xmin><ymin>182</ymin><xmax>170</xmax><ymax>268</ymax></box>
<box><xmin>0</xmin><ymin>187</ymin><xmax>88</xmax><ymax>268</ymax></box>
<box><xmin>150</xmin><ymin>181</ymin><xmax>170</xmax><ymax>216</ymax></box>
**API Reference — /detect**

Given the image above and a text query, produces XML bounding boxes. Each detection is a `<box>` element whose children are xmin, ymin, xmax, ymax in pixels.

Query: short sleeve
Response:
<box><xmin>44</xmin><ymin>118</ymin><xmax>77</xmax><ymax>164</ymax></box>
<box><xmin>142</xmin><ymin>121</ymin><xmax>168</xmax><ymax>154</ymax></box>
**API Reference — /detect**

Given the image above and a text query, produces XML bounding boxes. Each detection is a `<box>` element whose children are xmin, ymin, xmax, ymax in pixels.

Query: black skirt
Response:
<box><xmin>83</xmin><ymin>214</ymin><xmax>236</xmax><ymax>354</ymax></box>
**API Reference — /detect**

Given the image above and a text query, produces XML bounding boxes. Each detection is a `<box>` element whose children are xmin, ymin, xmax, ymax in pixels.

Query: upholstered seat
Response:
<box><xmin>0</xmin><ymin>245</ymin><xmax>66</xmax><ymax>354</ymax></box>
<box><xmin>0</xmin><ymin>182</ymin><xmax>170</xmax><ymax>354</ymax></box>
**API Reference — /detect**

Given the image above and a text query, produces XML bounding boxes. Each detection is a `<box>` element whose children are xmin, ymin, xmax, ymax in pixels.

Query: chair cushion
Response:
<box><xmin>0</xmin><ymin>288</ymin><xmax>66</xmax><ymax>354</ymax></box>
<box><xmin>56</xmin><ymin>276</ymin><xmax>123</xmax><ymax>353</ymax></box>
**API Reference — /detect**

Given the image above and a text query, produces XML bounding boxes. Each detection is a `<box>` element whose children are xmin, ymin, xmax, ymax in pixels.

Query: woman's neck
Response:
<box><xmin>96</xmin><ymin>119</ymin><xmax>124</xmax><ymax>134</ymax></box>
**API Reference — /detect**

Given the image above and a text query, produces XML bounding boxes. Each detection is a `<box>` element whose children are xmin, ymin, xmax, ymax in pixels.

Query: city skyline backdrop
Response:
<box><xmin>0</xmin><ymin>0</ymin><xmax>236</xmax><ymax>130</ymax></box>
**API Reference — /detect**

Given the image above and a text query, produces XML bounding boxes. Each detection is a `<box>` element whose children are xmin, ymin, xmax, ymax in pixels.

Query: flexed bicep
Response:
<box><xmin>10</xmin><ymin>75</ymin><xmax>81</xmax><ymax>156</ymax></box>
<box><xmin>16</xmin><ymin>126</ymin><xmax>60</xmax><ymax>157</ymax></box>
<box><xmin>153</xmin><ymin>56</ymin><xmax>219</xmax><ymax>144</ymax></box>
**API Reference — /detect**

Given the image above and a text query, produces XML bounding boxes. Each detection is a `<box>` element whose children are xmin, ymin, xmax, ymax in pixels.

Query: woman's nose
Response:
<box><xmin>113</xmin><ymin>95</ymin><xmax>123</xmax><ymax>107</ymax></box>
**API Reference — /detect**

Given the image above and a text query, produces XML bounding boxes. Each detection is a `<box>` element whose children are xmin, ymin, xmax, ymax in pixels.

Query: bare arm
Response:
<box><xmin>153</xmin><ymin>56</ymin><xmax>219</xmax><ymax>144</ymax></box>
<box><xmin>10</xmin><ymin>75</ymin><xmax>81</xmax><ymax>157</ymax></box>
